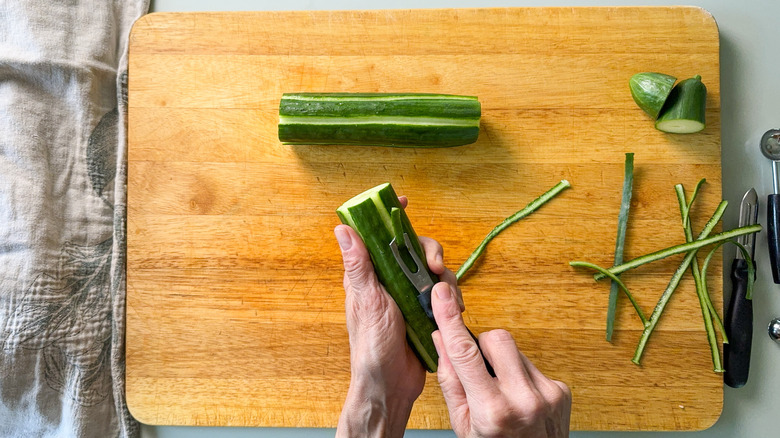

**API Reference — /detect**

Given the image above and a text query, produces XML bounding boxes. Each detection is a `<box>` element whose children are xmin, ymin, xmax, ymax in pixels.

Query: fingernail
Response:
<box><xmin>431</xmin><ymin>330</ymin><xmax>442</xmax><ymax>353</ymax></box>
<box><xmin>451</xmin><ymin>284</ymin><xmax>465</xmax><ymax>311</ymax></box>
<box><xmin>435</xmin><ymin>282</ymin><xmax>451</xmax><ymax>301</ymax></box>
<box><xmin>335</xmin><ymin>227</ymin><xmax>352</xmax><ymax>251</ymax></box>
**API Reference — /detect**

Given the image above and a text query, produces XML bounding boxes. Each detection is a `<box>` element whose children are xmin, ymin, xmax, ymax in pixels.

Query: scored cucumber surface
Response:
<box><xmin>337</xmin><ymin>183</ymin><xmax>440</xmax><ymax>372</ymax></box>
<box><xmin>629</xmin><ymin>72</ymin><xmax>677</xmax><ymax>119</ymax></box>
<box><xmin>655</xmin><ymin>75</ymin><xmax>707</xmax><ymax>134</ymax></box>
<box><xmin>279</xmin><ymin>93</ymin><xmax>480</xmax><ymax>147</ymax></box>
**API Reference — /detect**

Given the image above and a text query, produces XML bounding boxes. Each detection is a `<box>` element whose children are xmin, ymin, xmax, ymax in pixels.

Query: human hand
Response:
<box><xmin>335</xmin><ymin>197</ymin><xmax>461</xmax><ymax>437</ymax></box>
<box><xmin>431</xmin><ymin>282</ymin><xmax>571</xmax><ymax>438</ymax></box>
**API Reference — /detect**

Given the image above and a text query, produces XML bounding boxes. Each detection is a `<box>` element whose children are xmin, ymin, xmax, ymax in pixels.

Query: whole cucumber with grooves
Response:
<box><xmin>655</xmin><ymin>75</ymin><xmax>707</xmax><ymax>134</ymax></box>
<box><xmin>279</xmin><ymin>93</ymin><xmax>480</xmax><ymax>147</ymax></box>
<box><xmin>336</xmin><ymin>183</ymin><xmax>439</xmax><ymax>372</ymax></box>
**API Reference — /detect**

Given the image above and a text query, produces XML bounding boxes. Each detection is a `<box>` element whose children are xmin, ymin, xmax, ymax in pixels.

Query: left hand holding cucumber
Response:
<box><xmin>335</xmin><ymin>213</ymin><xmax>460</xmax><ymax>437</ymax></box>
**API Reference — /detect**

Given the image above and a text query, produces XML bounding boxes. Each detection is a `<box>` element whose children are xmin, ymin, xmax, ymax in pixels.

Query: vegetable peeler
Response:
<box><xmin>390</xmin><ymin>233</ymin><xmax>496</xmax><ymax>377</ymax></box>
<box><xmin>724</xmin><ymin>188</ymin><xmax>758</xmax><ymax>388</ymax></box>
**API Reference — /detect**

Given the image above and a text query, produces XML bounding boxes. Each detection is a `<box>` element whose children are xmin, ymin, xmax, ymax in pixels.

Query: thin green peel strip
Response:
<box><xmin>456</xmin><ymin>180</ymin><xmax>571</xmax><ymax>281</ymax></box>
<box><xmin>606</xmin><ymin>153</ymin><xmax>634</xmax><ymax>342</ymax></box>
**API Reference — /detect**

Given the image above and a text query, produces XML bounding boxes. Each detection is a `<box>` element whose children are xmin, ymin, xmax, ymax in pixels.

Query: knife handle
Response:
<box><xmin>467</xmin><ymin>327</ymin><xmax>497</xmax><ymax>378</ymax></box>
<box><xmin>724</xmin><ymin>258</ymin><xmax>754</xmax><ymax>388</ymax></box>
<box><xmin>768</xmin><ymin>194</ymin><xmax>780</xmax><ymax>284</ymax></box>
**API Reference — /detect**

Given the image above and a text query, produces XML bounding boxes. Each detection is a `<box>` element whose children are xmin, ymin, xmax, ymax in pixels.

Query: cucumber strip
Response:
<box><xmin>675</xmin><ymin>182</ymin><xmax>722</xmax><ymax>371</ymax></box>
<box><xmin>456</xmin><ymin>180</ymin><xmax>571</xmax><ymax>281</ymax></box>
<box><xmin>655</xmin><ymin>75</ymin><xmax>707</xmax><ymax>134</ymax></box>
<box><xmin>569</xmin><ymin>261</ymin><xmax>647</xmax><ymax>326</ymax></box>
<box><xmin>606</xmin><ymin>153</ymin><xmax>634</xmax><ymax>342</ymax></box>
<box><xmin>390</xmin><ymin>207</ymin><xmax>404</xmax><ymax>248</ymax></box>
<box><xmin>629</xmin><ymin>72</ymin><xmax>677</xmax><ymax>119</ymax></box>
<box><xmin>593</xmin><ymin>223</ymin><xmax>761</xmax><ymax>280</ymax></box>
<box><xmin>337</xmin><ymin>183</ymin><xmax>439</xmax><ymax>372</ymax></box>
<box><xmin>682</xmin><ymin>178</ymin><xmax>707</xmax><ymax>229</ymax></box>
<box><xmin>279</xmin><ymin>116</ymin><xmax>477</xmax><ymax>126</ymax></box>
<box><xmin>631</xmin><ymin>201</ymin><xmax>729</xmax><ymax>365</ymax></box>
<box><xmin>698</xmin><ymin>241</ymin><xmax>730</xmax><ymax>343</ymax></box>
<box><xmin>279</xmin><ymin>93</ymin><xmax>481</xmax><ymax>147</ymax></box>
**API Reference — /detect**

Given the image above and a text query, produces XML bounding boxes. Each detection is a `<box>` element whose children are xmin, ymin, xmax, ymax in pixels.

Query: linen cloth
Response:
<box><xmin>0</xmin><ymin>1</ymin><xmax>148</xmax><ymax>436</ymax></box>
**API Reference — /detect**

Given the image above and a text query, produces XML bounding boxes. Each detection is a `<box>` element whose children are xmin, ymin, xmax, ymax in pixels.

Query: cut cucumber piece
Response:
<box><xmin>629</xmin><ymin>72</ymin><xmax>677</xmax><ymax>119</ymax></box>
<box><xmin>279</xmin><ymin>93</ymin><xmax>480</xmax><ymax>147</ymax></box>
<box><xmin>655</xmin><ymin>75</ymin><xmax>707</xmax><ymax>134</ymax></box>
<box><xmin>337</xmin><ymin>183</ymin><xmax>439</xmax><ymax>372</ymax></box>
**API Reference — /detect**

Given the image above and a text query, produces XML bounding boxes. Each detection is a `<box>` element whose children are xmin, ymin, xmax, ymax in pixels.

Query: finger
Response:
<box><xmin>334</xmin><ymin>225</ymin><xmax>381</xmax><ymax>294</ymax></box>
<box><xmin>398</xmin><ymin>196</ymin><xmax>408</xmax><ymax>209</ymax></box>
<box><xmin>517</xmin><ymin>350</ymin><xmax>572</xmax><ymax>408</ymax></box>
<box><xmin>439</xmin><ymin>268</ymin><xmax>465</xmax><ymax>312</ymax></box>
<box><xmin>477</xmin><ymin>330</ymin><xmax>536</xmax><ymax>393</ymax></box>
<box><xmin>419</xmin><ymin>236</ymin><xmax>444</xmax><ymax>273</ymax></box>
<box><xmin>431</xmin><ymin>282</ymin><xmax>497</xmax><ymax>402</ymax></box>
<box><xmin>432</xmin><ymin>330</ymin><xmax>470</xmax><ymax>436</ymax></box>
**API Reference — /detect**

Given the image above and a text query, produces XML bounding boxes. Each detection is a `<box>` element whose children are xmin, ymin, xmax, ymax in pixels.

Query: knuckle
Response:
<box><xmin>523</xmin><ymin>396</ymin><xmax>549</xmax><ymax>420</ymax></box>
<box><xmin>342</xmin><ymin>254</ymin><xmax>364</xmax><ymax>277</ymax></box>
<box><xmin>553</xmin><ymin>380</ymin><xmax>573</xmax><ymax>405</ymax></box>
<box><xmin>483</xmin><ymin>329</ymin><xmax>515</xmax><ymax>343</ymax></box>
<box><xmin>444</xmin><ymin>335</ymin><xmax>482</xmax><ymax>364</ymax></box>
<box><xmin>477</xmin><ymin>400</ymin><xmax>520</xmax><ymax>435</ymax></box>
<box><xmin>436</xmin><ymin>365</ymin><xmax>457</xmax><ymax>388</ymax></box>
<box><xmin>481</xmin><ymin>329</ymin><xmax>517</xmax><ymax>349</ymax></box>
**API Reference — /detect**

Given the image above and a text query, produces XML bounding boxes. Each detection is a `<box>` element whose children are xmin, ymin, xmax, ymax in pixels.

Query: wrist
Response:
<box><xmin>336</xmin><ymin>377</ymin><xmax>415</xmax><ymax>438</ymax></box>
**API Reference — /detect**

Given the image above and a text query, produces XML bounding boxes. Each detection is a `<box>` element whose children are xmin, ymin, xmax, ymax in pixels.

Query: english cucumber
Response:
<box><xmin>655</xmin><ymin>75</ymin><xmax>707</xmax><ymax>134</ymax></box>
<box><xmin>279</xmin><ymin>93</ymin><xmax>480</xmax><ymax>147</ymax></box>
<box><xmin>336</xmin><ymin>183</ymin><xmax>439</xmax><ymax>372</ymax></box>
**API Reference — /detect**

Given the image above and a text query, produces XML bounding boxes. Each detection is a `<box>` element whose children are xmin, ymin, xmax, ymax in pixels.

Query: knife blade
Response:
<box><xmin>724</xmin><ymin>187</ymin><xmax>758</xmax><ymax>388</ymax></box>
<box><xmin>390</xmin><ymin>233</ymin><xmax>495</xmax><ymax>377</ymax></box>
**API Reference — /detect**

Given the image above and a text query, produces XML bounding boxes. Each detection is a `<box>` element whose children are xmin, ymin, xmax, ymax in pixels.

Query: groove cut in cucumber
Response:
<box><xmin>655</xmin><ymin>75</ymin><xmax>707</xmax><ymax>134</ymax></box>
<box><xmin>279</xmin><ymin>93</ymin><xmax>480</xmax><ymax>147</ymax></box>
<box><xmin>337</xmin><ymin>183</ymin><xmax>439</xmax><ymax>372</ymax></box>
<box><xmin>629</xmin><ymin>72</ymin><xmax>677</xmax><ymax>119</ymax></box>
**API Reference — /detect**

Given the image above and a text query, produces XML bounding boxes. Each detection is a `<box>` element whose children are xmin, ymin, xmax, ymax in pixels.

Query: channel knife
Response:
<box><xmin>724</xmin><ymin>188</ymin><xmax>758</xmax><ymax>388</ymax></box>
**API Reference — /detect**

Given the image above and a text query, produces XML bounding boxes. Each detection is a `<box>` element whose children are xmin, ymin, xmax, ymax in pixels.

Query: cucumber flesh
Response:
<box><xmin>655</xmin><ymin>75</ymin><xmax>706</xmax><ymax>134</ymax></box>
<box><xmin>629</xmin><ymin>72</ymin><xmax>677</xmax><ymax>119</ymax></box>
<box><xmin>279</xmin><ymin>93</ymin><xmax>480</xmax><ymax>147</ymax></box>
<box><xmin>337</xmin><ymin>183</ymin><xmax>440</xmax><ymax>372</ymax></box>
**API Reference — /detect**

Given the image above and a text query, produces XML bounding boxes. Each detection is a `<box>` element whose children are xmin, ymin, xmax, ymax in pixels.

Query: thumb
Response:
<box><xmin>335</xmin><ymin>225</ymin><xmax>379</xmax><ymax>292</ymax></box>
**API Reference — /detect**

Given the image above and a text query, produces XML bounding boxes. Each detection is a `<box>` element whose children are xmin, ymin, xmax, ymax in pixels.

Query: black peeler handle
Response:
<box><xmin>724</xmin><ymin>258</ymin><xmax>754</xmax><ymax>388</ymax></box>
<box><xmin>768</xmin><ymin>194</ymin><xmax>780</xmax><ymax>284</ymax></box>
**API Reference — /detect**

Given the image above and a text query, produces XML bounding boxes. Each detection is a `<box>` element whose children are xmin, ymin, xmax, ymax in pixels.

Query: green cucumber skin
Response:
<box><xmin>279</xmin><ymin>123</ymin><xmax>479</xmax><ymax>147</ymax></box>
<box><xmin>279</xmin><ymin>93</ymin><xmax>480</xmax><ymax>147</ymax></box>
<box><xmin>655</xmin><ymin>76</ymin><xmax>706</xmax><ymax>133</ymax></box>
<box><xmin>280</xmin><ymin>93</ymin><xmax>481</xmax><ymax>119</ymax></box>
<box><xmin>629</xmin><ymin>72</ymin><xmax>677</xmax><ymax>119</ymax></box>
<box><xmin>337</xmin><ymin>183</ymin><xmax>440</xmax><ymax>372</ymax></box>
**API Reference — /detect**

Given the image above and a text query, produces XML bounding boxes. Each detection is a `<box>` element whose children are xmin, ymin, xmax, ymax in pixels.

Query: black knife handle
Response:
<box><xmin>724</xmin><ymin>258</ymin><xmax>754</xmax><ymax>388</ymax></box>
<box><xmin>768</xmin><ymin>194</ymin><xmax>780</xmax><ymax>284</ymax></box>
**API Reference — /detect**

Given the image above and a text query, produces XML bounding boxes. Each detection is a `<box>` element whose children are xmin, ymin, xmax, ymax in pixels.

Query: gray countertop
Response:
<box><xmin>141</xmin><ymin>1</ymin><xmax>780</xmax><ymax>436</ymax></box>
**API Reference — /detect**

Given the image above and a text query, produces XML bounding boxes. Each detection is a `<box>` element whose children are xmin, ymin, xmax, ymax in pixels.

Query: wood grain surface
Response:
<box><xmin>126</xmin><ymin>7</ymin><xmax>723</xmax><ymax>430</ymax></box>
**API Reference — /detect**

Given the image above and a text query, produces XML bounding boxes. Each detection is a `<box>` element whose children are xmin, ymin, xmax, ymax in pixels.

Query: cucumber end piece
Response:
<box><xmin>337</xmin><ymin>183</ymin><xmax>392</xmax><ymax>212</ymax></box>
<box><xmin>655</xmin><ymin>119</ymin><xmax>705</xmax><ymax>134</ymax></box>
<box><xmin>629</xmin><ymin>72</ymin><xmax>677</xmax><ymax>119</ymax></box>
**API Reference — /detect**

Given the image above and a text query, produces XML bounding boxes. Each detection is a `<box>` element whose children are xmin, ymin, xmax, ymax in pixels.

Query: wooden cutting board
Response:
<box><xmin>126</xmin><ymin>7</ymin><xmax>723</xmax><ymax>430</ymax></box>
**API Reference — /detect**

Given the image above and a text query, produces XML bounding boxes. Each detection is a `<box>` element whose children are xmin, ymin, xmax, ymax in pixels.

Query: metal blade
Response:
<box><xmin>736</xmin><ymin>188</ymin><xmax>759</xmax><ymax>260</ymax></box>
<box><xmin>389</xmin><ymin>233</ymin><xmax>435</xmax><ymax>294</ymax></box>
